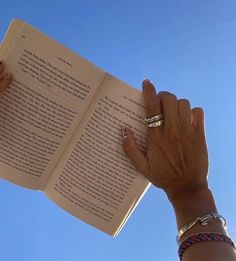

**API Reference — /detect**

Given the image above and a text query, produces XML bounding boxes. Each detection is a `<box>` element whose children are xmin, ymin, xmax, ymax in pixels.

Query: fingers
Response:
<box><xmin>0</xmin><ymin>61</ymin><xmax>12</xmax><ymax>94</ymax></box>
<box><xmin>191</xmin><ymin>107</ymin><xmax>205</xmax><ymax>131</ymax></box>
<box><xmin>177</xmin><ymin>99</ymin><xmax>191</xmax><ymax>127</ymax></box>
<box><xmin>158</xmin><ymin>91</ymin><xmax>178</xmax><ymax>129</ymax></box>
<box><xmin>142</xmin><ymin>80</ymin><xmax>161</xmax><ymax>118</ymax></box>
<box><xmin>142</xmin><ymin>79</ymin><xmax>204</xmax><ymax>133</ymax></box>
<box><xmin>122</xmin><ymin>128</ymin><xmax>148</xmax><ymax>174</ymax></box>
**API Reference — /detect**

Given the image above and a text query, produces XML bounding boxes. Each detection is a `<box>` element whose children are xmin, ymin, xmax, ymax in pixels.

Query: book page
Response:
<box><xmin>0</xmin><ymin>20</ymin><xmax>105</xmax><ymax>189</ymax></box>
<box><xmin>45</xmin><ymin>74</ymin><xmax>150</xmax><ymax>236</ymax></box>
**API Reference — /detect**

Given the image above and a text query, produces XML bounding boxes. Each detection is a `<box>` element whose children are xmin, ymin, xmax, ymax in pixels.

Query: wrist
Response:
<box><xmin>166</xmin><ymin>186</ymin><xmax>218</xmax><ymax>229</ymax></box>
<box><xmin>165</xmin><ymin>181</ymin><xmax>209</xmax><ymax>206</ymax></box>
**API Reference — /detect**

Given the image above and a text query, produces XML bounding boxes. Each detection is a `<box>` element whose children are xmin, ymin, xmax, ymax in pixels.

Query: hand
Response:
<box><xmin>0</xmin><ymin>61</ymin><xmax>12</xmax><ymax>94</ymax></box>
<box><xmin>123</xmin><ymin>80</ymin><xmax>236</xmax><ymax>261</ymax></box>
<box><xmin>123</xmin><ymin>80</ymin><xmax>209</xmax><ymax>202</ymax></box>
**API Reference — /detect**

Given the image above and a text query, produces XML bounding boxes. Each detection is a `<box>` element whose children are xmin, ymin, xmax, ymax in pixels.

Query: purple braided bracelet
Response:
<box><xmin>178</xmin><ymin>232</ymin><xmax>236</xmax><ymax>260</ymax></box>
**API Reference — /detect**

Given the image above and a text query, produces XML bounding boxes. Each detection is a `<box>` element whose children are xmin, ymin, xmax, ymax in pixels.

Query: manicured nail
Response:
<box><xmin>122</xmin><ymin>128</ymin><xmax>128</xmax><ymax>139</ymax></box>
<box><xmin>143</xmin><ymin>79</ymin><xmax>151</xmax><ymax>84</ymax></box>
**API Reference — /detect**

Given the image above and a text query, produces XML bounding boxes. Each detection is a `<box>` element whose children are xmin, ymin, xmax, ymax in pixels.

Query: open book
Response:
<box><xmin>0</xmin><ymin>19</ymin><xmax>150</xmax><ymax>236</ymax></box>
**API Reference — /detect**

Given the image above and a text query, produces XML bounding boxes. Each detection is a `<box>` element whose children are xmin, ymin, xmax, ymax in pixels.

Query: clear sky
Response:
<box><xmin>0</xmin><ymin>1</ymin><xmax>236</xmax><ymax>260</ymax></box>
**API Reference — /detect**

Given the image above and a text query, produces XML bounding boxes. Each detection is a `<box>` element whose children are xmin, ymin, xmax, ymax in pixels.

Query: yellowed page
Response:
<box><xmin>0</xmin><ymin>20</ymin><xmax>105</xmax><ymax>189</ymax></box>
<box><xmin>45</xmin><ymin>74</ymin><xmax>150</xmax><ymax>236</ymax></box>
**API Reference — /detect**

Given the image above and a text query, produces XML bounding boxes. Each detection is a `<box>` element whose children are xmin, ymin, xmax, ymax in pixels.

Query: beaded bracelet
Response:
<box><xmin>178</xmin><ymin>232</ymin><xmax>236</xmax><ymax>260</ymax></box>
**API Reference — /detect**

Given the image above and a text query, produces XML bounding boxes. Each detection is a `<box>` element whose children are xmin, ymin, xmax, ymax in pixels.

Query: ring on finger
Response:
<box><xmin>144</xmin><ymin>113</ymin><xmax>164</xmax><ymax>123</ymax></box>
<box><xmin>147</xmin><ymin>119</ymin><xmax>165</xmax><ymax>128</ymax></box>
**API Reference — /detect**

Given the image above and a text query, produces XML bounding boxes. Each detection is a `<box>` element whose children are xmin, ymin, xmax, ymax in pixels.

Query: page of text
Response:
<box><xmin>0</xmin><ymin>21</ymin><xmax>105</xmax><ymax>189</ymax></box>
<box><xmin>45</xmin><ymin>75</ymin><xmax>150</xmax><ymax>235</ymax></box>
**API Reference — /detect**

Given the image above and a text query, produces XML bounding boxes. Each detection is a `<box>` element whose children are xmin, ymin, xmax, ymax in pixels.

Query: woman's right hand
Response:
<box><xmin>123</xmin><ymin>80</ymin><xmax>209</xmax><ymax>202</ymax></box>
<box><xmin>0</xmin><ymin>61</ymin><xmax>12</xmax><ymax>94</ymax></box>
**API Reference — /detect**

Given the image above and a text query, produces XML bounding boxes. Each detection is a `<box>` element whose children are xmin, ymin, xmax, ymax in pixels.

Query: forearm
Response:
<box><xmin>167</xmin><ymin>187</ymin><xmax>236</xmax><ymax>261</ymax></box>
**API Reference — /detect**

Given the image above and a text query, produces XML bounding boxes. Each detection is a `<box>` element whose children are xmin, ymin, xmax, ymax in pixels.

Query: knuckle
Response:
<box><xmin>167</xmin><ymin>133</ymin><xmax>181</xmax><ymax>145</ymax></box>
<box><xmin>146</xmin><ymin>99</ymin><xmax>157</xmax><ymax>110</ymax></box>
<box><xmin>164</xmin><ymin>126</ymin><xmax>180</xmax><ymax>140</ymax></box>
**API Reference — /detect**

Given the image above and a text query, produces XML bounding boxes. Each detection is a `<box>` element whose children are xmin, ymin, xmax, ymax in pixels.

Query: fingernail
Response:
<box><xmin>143</xmin><ymin>79</ymin><xmax>151</xmax><ymax>85</ymax></box>
<box><xmin>122</xmin><ymin>128</ymin><xmax>128</xmax><ymax>139</ymax></box>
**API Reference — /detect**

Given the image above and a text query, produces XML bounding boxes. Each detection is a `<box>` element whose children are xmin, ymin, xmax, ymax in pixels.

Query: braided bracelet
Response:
<box><xmin>178</xmin><ymin>232</ymin><xmax>236</xmax><ymax>260</ymax></box>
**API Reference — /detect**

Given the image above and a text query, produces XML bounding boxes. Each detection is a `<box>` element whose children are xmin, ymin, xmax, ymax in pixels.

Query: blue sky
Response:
<box><xmin>1</xmin><ymin>1</ymin><xmax>236</xmax><ymax>260</ymax></box>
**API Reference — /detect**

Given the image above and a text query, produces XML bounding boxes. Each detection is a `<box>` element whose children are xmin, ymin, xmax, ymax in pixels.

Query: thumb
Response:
<box><xmin>122</xmin><ymin>128</ymin><xmax>148</xmax><ymax>174</ymax></box>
